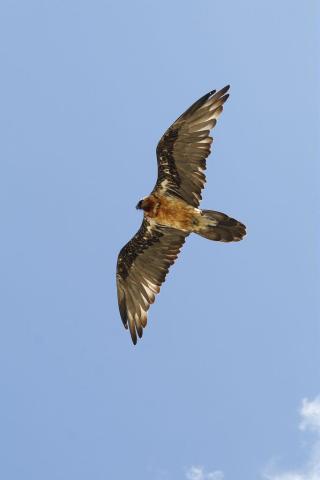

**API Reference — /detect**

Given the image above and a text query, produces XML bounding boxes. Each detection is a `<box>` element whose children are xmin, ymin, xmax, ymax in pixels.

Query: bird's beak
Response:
<box><xmin>136</xmin><ymin>202</ymin><xmax>141</xmax><ymax>210</ymax></box>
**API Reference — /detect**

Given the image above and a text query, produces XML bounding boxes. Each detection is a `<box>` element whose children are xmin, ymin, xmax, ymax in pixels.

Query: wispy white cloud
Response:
<box><xmin>300</xmin><ymin>397</ymin><xmax>320</xmax><ymax>432</ymax></box>
<box><xmin>186</xmin><ymin>465</ymin><xmax>224</xmax><ymax>480</ymax></box>
<box><xmin>263</xmin><ymin>396</ymin><xmax>320</xmax><ymax>480</ymax></box>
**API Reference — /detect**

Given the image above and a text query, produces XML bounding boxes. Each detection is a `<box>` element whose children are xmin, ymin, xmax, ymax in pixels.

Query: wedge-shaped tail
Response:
<box><xmin>196</xmin><ymin>210</ymin><xmax>246</xmax><ymax>242</ymax></box>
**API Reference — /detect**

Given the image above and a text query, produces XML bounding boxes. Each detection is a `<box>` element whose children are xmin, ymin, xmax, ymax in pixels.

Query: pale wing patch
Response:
<box><xmin>157</xmin><ymin>178</ymin><xmax>170</xmax><ymax>194</ymax></box>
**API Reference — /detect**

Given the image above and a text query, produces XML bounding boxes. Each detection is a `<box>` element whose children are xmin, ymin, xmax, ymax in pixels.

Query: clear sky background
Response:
<box><xmin>0</xmin><ymin>1</ymin><xmax>319</xmax><ymax>480</ymax></box>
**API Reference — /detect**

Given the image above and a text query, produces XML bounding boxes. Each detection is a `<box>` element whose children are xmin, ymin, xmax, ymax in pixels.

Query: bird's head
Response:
<box><xmin>136</xmin><ymin>196</ymin><xmax>155</xmax><ymax>213</ymax></box>
<box><xmin>136</xmin><ymin>198</ymin><xmax>144</xmax><ymax>210</ymax></box>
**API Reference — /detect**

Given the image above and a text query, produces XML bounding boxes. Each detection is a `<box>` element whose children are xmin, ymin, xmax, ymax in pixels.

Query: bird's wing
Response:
<box><xmin>117</xmin><ymin>217</ymin><xmax>188</xmax><ymax>344</ymax></box>
<box><xmin>154</xmin><ymin>85</ymin><xmax>230</xmax><ymax>207</ymax></box>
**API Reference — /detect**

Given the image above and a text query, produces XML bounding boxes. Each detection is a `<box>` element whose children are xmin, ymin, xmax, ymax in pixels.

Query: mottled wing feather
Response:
<box><xmin>117</xmin><ymin>217</ymin><xmax>188</xmax><ymax>344</ymax></box>
<box><xmin>154</xmin><ymin>85</ymin><xmax>230</xmax><ymax>206</ymax></box>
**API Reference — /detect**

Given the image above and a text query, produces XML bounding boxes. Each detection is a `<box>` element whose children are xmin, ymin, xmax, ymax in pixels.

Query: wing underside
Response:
<box><xmin>117</xmin><ymin>218</ymin><xmax>188</xmax><ymax>344</ymax></box>
<box><xmin>154</xmin><ymin>85</ymin><xmax>230</xmax><ymax>206</ymax></box>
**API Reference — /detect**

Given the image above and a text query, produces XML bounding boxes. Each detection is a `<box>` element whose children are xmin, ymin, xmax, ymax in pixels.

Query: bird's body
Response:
<box><xmin>138</xmin><ymin>194</ymin><xmax>199</xmax><ymax>232</ymax></box>
<box><xmin>116</xmin><ymin>86</ymin><xmax>246</xmax><ymax>344</ymax></box>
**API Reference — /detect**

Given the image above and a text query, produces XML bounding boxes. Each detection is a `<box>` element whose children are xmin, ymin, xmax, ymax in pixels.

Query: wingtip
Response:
<box><xmin>129</xmin><ymin>324</ymin><xmax>137</xmax><ymax>345</ymax></box>
<box><xmin>207</xmin><ymin>85</ymin><xmax>230</xmax><ymax>101</ymax></box>
<box><xmin>216</xmin><ymin>84</ymin><xmax>230</xmax><ymax>96</ymax></box>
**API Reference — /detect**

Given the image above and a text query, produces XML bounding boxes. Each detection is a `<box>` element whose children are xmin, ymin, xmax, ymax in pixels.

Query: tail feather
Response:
<box><xmin>196</xmin><ymin>210</ymin><xmax>246</xmax><ymax>242</ymax></box>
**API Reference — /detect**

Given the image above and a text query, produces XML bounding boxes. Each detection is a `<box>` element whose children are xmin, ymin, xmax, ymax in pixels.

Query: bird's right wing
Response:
<box><xmin>117</xmin><ymin>217</ymin><xmax>188</xmax><ymax>344</ymax></box>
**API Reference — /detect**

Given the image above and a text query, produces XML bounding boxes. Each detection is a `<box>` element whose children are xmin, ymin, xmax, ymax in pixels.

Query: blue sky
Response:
<box><xmin>0</xmin><ymin>1</ymin><xmax>319</xmax><ymax>479</ymax></box>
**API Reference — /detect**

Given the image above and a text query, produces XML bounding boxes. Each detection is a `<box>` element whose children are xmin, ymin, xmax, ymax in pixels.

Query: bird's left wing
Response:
<box><xmin>117</xmin><ymin>217</ymin><xmax>188</xmax><ymax>344</ymax></box>
<box><xmin>153</xmin><ymin>85</ymin><xmax>230</xmax><ymax>206</ymax></box>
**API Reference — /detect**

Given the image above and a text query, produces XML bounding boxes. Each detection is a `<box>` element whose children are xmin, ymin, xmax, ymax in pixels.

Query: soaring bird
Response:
<box><xmin>116</xmin><ymin>86</ymin><xmax>246</xmax><ymax>344</ymax></box>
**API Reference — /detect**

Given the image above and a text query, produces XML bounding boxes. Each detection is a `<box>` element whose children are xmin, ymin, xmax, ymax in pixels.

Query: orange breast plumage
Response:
<box><xmin>149</xmin><ymin>195</ymin><xmax>196</xmax><ymax>231</ymax></box>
